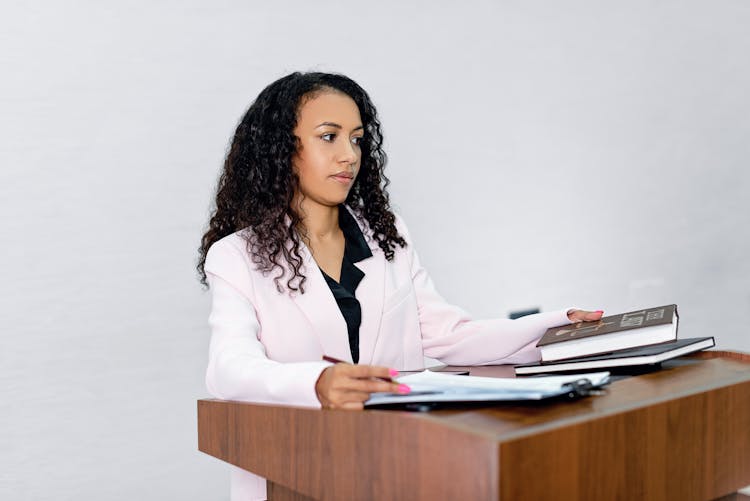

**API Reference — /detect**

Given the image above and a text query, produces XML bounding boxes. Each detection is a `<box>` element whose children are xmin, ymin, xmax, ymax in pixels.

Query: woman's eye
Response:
<box><xmin>321</xmin><ymin>133</ymin><xmax>336</xmax><ymax>142</ymax></box>
<box><xmin>351</xmin><ymin>136</ymin><xmax>363</xmax><ymax>146</ymax></box>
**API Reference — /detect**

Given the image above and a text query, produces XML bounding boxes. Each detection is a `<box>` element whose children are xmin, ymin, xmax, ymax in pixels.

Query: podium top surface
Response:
<box><xmin>416</xmin><ymin>351</ymin><xmax>750</xmax><ymax>441</ymax></box>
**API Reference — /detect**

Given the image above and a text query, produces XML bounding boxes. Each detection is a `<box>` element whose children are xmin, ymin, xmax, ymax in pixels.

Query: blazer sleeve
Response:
<box><xmin>204</xmin><ymin>239</ymin><xmax>331</xmax><ymax>407</ymax></box>
<box><xmin>394</xmin><ymin>216</ymin><xmax>574</xmax><ymax>366</ymax></box>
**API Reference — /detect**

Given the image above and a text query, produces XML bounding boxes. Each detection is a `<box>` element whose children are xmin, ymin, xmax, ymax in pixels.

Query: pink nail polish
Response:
<box><xmin>398</xmin><ymin>384</ymin><xmax>411</xmax><ymax>394</ymax></box>
<box><xmin>389</xmin><ymin>368</ymin><xmax>399</xmax><ymax>377</ymax></box>
<box><xmin>596</xmin><ymin>310</ymin><xmax>604</xmax><ymax>314</ymax></box>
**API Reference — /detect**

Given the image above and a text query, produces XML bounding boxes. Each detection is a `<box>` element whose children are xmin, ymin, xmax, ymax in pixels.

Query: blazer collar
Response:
<box><xmin>352</xmin><ymin>245</ymin><xmax>386</xmax><ymax>365</ymax></box>
<box><xmin>339</xmin><ymin>205</ymin><xmax>386</xmax><ymax>365</ymax></box>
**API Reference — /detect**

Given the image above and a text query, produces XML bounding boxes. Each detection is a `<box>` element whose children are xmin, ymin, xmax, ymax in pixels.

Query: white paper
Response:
<box><xmin>364</xmin><ymin>370</ymin><xmax>611</xmax><ymax>406</ymax></box>
<box><xmin>396</xmin><ymin>369</ymin><xmax>611</xmax><ymax>392</ymax></box>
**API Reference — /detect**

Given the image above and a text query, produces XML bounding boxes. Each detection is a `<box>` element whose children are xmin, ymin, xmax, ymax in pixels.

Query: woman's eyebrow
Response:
<box><xmin>315</xmin><ymin>122</ymin><xmax>364</xmax><ymax>131</ymax></box>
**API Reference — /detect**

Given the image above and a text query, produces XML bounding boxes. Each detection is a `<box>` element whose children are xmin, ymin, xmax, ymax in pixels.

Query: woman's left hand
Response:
<box><xmin>567</xmin><ymin>309</ymin><xmax>604</xmax><ymax>323</ymax></box>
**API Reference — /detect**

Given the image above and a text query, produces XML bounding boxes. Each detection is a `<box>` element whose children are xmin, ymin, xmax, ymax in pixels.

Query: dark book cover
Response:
<box><xmin>537</xmin><ymin>304</ymin><xmax>678</xmax><ymax>348</ymax></box>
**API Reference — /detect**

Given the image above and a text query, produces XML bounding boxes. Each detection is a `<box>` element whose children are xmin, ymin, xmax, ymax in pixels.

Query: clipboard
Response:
<box><xmin>364</xmin><ymin>371</ymin><xmax>610</xmax><ymax>411</ymax></box>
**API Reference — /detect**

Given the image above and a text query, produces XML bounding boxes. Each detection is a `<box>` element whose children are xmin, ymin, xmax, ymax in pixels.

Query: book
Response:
<box><xmin>515</xmin><ymin>336</ymin><xmax>714</xmax><ymax>375</ymax></box>
<box><xmin>537</xmin><ymin>304</ymin><xmax>679</xmax><ymax>362</ymax></box>
<box><xmin>364</xmin><ymin>370</ymin><xmax>611</xmax><ymax>409</ymax></box>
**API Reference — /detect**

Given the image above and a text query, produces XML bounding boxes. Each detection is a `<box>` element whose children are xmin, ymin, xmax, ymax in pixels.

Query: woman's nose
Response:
<box><xmin>338</xmin><ymin>138</ymin><xmax>358</xmax><ymax>163</ymax></box>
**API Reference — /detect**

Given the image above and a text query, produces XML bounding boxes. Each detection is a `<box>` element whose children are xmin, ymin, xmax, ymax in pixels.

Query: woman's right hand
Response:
<box><xmin>315</xmin><ymin>363</ymin><xmax>410</xmax><ymax>410</ymax></box>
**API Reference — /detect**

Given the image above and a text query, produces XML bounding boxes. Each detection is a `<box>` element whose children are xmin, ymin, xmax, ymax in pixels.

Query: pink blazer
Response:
<box><xmin>204</xmin><ymin>211</ymin><xmax>573</xmax><ymax>408</ymax></box>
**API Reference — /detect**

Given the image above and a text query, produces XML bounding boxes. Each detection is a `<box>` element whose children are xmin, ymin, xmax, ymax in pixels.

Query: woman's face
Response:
<box><xmin>292</xmin><ymin>91</ymin><xmax>363</xmax><ymax>209</ymax></box>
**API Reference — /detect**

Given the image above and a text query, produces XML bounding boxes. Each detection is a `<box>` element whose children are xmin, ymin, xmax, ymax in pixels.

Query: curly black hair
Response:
<box><xmin>197</xmin><ymin>71</ymin><xmax>406</xmax><ymax>293</ymax></box>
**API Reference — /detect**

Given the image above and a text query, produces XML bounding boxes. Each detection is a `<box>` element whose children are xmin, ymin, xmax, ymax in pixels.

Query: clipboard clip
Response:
<box><xmin>561</xmin><ymin>378</ymin><xmax>608</xmax><ymax>399</ymax></box>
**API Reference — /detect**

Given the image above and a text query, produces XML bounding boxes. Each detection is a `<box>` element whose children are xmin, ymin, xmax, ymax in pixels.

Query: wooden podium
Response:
<box><xmin>198</xmin><ymin>351</ymin><xmax>750</xmax><ymax>500</ymax></box>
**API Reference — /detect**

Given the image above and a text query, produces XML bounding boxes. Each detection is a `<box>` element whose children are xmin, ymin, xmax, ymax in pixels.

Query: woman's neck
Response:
<box><xmin>296</xmin><ymin>200</ymin><xmax>341</xmax><ymax>243</ymax></box>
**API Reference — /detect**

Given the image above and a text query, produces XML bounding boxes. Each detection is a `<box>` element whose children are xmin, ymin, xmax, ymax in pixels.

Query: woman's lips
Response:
<box><xmin>331</xmin><ymin>174</ymin><xmax>354</xmax><ymax>185</ymax></box>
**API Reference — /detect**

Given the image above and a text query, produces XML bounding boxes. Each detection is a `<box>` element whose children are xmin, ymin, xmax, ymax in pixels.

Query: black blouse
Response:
<box><xmin>319</xmin><ymin>207</ymin><xmax>373</xmax><ymax>364</ymax></box>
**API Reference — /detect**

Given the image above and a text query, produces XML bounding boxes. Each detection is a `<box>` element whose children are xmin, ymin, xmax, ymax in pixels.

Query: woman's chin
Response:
<box><xmin>300</xmin><ymin>195</ymin><xmax>350</xmax><ymax>209</ymax></box>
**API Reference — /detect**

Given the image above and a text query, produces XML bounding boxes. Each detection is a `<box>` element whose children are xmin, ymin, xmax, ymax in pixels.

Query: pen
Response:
<box><xmin>322</xmin><ymin>355</ymin><xmax>396</xmax><ymax>383</ymax></box>
<box><xmin>322</xmin><ymin>355</ymin><xmax>347</xmax><ymax>364</ymax></box>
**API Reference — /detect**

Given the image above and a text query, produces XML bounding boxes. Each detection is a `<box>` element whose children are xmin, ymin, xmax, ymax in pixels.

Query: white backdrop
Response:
<box><xmin>2</xmin><ymin>1</ymin><xmax>749</xmax><ymax>499</ymax></box>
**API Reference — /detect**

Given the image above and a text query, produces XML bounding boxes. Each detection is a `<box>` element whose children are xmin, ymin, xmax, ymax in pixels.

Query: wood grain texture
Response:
<box><xmin>198</xmin><ymin>353</ymin><xmax>750</xmax><ymax>500</ymax></box>
<box><xmin>267</xmin><ymin>481</ymin><xmax>316</xmax><ymax>501</ymax></box>
<box><xmin>690</xmin><ymin>350</ymin><xmax>750</xmax><ymax>362</ymax></box>
<box><xmin>198</xmin><ymin>400</ymin><xmax>498</xmax><ymax>500</ymax></box>
<box><xmin>499</xmin><ymin>377</ymin><xmax>750</xmax><ymax>500</ymax></box>
<box><xmin>714</xmin><ymin>494</ymin><xmax>750</xmax><ymax>501</ymax></box>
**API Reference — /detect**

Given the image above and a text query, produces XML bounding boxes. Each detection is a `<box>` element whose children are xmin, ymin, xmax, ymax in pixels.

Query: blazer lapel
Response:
<box><xmin>354</xmin><ymin>242</ymin><xmax>386</xmax><ymax>365</ymax></box>
<box><xmin>291</xmin><ymin>242</ymin><xmax>351</xmax><ymax>362</ymax></box>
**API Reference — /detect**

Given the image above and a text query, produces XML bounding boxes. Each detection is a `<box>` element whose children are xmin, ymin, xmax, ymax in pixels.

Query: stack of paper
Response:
<box><xmin>364</xmin><ymin>370</ymin><xmax>610</xmax><ymax>407</ymax></box>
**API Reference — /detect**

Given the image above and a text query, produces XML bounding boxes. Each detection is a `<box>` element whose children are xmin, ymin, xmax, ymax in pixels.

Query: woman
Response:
<box><xmin>197</xmin><ymin>71</ymin><xmax>602</xmax><ymax>500</ymax></box>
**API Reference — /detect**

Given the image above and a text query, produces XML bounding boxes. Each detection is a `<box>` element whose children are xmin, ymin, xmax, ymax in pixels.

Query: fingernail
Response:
<box><xmin>389</xmin><ymin>368</ymin><xmax>399</xmax><ymax>377</ymax></box>
<box><xmin>596</xmin><ymin>310</ymin><xmax>604</xmax><ymax>314</ymax></box>
<box><xmin>398</xmin><ymin>384</ymin><xmax>411</xmax><ymax>394</ymax></box>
